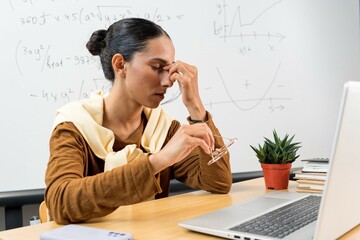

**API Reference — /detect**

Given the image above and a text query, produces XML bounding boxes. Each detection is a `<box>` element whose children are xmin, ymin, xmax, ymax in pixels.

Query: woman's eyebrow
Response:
<box><xmin>150</xmin><ymin>58</ymin><xmax>173</xmax><ymax>65</ymax></box>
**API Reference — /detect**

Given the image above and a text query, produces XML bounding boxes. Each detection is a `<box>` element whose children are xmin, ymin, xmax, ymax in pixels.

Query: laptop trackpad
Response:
<box><xmin>183</xmin><ymin>195</ymin><xmax>293</xmax><ymax>230</ymax></box>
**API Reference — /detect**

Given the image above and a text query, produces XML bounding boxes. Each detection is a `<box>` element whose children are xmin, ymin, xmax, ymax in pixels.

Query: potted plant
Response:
<box><xmin>250</xmin><ymin>130</ymin><xmax>301</xmax><ymax>190</ymax></box>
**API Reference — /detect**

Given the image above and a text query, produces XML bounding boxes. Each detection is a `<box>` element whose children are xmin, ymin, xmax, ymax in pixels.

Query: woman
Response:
<box><xmin>45</xmin><ymin>18</ymin><xmax>232</xmax><ymax>224</ymax></box>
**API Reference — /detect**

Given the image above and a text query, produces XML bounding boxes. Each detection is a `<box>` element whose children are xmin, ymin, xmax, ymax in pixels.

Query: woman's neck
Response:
<box><xmin>102</xmin><ymin>88</ymin><xmax>143</xmax><ymax>140</ymax></box>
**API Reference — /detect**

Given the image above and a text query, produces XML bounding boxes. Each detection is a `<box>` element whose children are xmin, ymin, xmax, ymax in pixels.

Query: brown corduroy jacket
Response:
<box><xmin>45</xmin><ymin>112</ymin><xmax>232</xmax><ymax>224</ymax></box>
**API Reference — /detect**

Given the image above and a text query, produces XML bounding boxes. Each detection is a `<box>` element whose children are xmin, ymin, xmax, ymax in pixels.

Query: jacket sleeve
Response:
<box><xmin>170</xmin><ymin>112</ymin><xmax>233</xmax><ymax>194</ymax></box>
<box><xmin>45</xmin><ymin>122</ymin><xmax>162</xmax><ymax>224</ymax></box>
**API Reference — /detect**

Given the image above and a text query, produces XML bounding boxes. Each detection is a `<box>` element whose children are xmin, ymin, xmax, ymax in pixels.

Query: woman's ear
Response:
<box><xmin>112</xmin><ymin>53</ymin><xmax>126</xmax><ymax>77</ymax></box>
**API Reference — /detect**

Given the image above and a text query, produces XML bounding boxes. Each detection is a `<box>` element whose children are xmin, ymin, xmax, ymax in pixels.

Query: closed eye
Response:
<box><xmin>151</xmin><ymin>65</ymin><xmax>163</xmax><ymax>72</ymax></box>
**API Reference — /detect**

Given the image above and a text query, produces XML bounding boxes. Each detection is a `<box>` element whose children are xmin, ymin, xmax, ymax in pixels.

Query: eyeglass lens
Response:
<box><xmin>208</xmin><ymin>136</ymin><xmax>237</xmax><ymax>165</ymax></box>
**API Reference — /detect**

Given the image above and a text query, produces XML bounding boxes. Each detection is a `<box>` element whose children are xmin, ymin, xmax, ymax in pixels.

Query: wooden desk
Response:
<box><xmin>0</xmin><ymin>178</ymin><xmax>359</xmax><ymax>240</ymax></box>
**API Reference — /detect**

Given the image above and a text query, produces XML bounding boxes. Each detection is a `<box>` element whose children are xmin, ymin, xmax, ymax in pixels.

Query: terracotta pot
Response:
<box><xmin>261</xmin><ymin>163</ymin><xmax>292</xmax><ymax>190</ymax></box>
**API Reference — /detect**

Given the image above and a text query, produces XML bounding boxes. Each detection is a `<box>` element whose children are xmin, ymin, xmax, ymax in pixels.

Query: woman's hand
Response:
<box><xmin>149</xmin><ymin>123</ymin><xmax>214</xmax><ymax>174</ymax></box>
<box><xmin>164</xmin><ymin>61</ymin><xmax>206</xmax><ymax>121</ymax></box>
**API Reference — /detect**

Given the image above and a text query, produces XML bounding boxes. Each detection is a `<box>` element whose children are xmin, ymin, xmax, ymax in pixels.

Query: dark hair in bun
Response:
<box><xmin>86</xmin><ymin>18</ymin><xmax>170</xmax><ymax>81</ymax></box>
<box><xmin>86</xmin><ymin>30</ymin><xmax>107</xmax><ymax>56</ymax></box>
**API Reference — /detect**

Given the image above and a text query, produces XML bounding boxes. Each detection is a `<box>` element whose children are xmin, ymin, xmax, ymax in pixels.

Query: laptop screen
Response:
<box><xmin>315</xmin><ymin>81</ymin><xmax>360</xmax><ymax>239</ymax></box>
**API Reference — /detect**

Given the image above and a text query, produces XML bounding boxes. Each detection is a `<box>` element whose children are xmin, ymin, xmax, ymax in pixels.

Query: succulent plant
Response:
<box><xmin>250</xmin><ymin>130</ymin><xmax>301</xmax><ymax>164</ymax></box>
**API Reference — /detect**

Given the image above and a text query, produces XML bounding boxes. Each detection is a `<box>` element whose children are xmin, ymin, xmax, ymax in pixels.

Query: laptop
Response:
<box><xmin>179</xmin><ymin>81</ymin><xmax>360</xmax><ymax>240</ymax></box>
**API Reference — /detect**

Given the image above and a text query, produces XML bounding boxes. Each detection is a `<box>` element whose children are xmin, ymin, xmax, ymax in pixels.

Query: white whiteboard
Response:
<box><xmin>1</xmin><ymin>0</ymin><xmax>359</xmax><ymax>192</ymax></box>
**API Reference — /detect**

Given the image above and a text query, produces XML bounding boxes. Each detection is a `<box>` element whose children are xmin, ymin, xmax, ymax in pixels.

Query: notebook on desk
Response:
<box><xmin>179</xmin><ymin>81</ymin><xmax>360</xmax><ymax>240</ymax></box>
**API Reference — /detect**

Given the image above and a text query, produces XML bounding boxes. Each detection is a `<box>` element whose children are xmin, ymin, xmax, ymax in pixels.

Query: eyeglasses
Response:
<box><xmin>208</xmin><ymin>135</ymin><xmax>238</xmax><ymax>165</ymax></box>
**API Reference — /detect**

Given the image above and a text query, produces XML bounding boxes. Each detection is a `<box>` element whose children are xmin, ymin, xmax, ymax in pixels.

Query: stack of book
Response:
<box><xmin>293</xmin><ymin>158</ymin><xmax>330</xmax><ymax>194</ymax></box>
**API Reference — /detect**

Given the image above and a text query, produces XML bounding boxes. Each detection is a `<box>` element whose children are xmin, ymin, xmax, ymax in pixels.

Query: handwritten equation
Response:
<box><xmin>10</xmin><ymin>0</ymin><xmax>184</xmax><ymax>27</ymax></box>
<box><xmin>15</xmin><ymin>40</ymin><xmax>100</xmax><ymax>76</ymax></box>
<box><xmin>29</xmin><ymin>78</ymin><xmax>112</xmax><ymax>104</ymax></box>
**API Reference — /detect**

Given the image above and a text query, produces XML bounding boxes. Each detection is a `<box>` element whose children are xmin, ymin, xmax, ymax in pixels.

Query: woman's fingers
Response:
<box><xmin>179</xmin><ymin>124</ymin><xmax>215</xmax><ymax>153</ymax></box>
<box><xmin>164</xmin><ymin>61</ymin><xmax>196</xmax><ymax>84</ymax></box>
<box><xmin>151</xmin><ymin>123</ymin><xmax>216</xmax><ymax>173</ymax></box>
<box><xmin>190</xmin><ymin>137</ymin><xmax>212</xmax><ymax>155</ymax></box>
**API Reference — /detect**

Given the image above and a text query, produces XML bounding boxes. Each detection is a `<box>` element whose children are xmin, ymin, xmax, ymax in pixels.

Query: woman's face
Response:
<box><xmin>124</xmin><ymin>36</ymin><xmax>175</xmax><ymax>108</ymax></box>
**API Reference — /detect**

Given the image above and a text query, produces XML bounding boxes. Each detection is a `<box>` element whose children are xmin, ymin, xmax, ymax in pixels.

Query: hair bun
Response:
<box><xmin>86</xmin><ymin>30</ymin><xmax>107</xmax><ymax>56</ymax></box>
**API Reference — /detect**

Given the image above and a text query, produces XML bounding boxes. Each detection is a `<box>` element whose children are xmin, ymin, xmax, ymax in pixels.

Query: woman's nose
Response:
<box><xmin>160</xmin><ymin>71</ymin><xmax>174</xmax><ymax>88</ymax></box>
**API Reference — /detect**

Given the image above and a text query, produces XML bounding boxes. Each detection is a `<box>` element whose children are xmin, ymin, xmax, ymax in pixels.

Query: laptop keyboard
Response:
<box><xmin>229</xmin><ymin>195</ymin><xmax>321</xmax><ymax>239</ymax></box>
